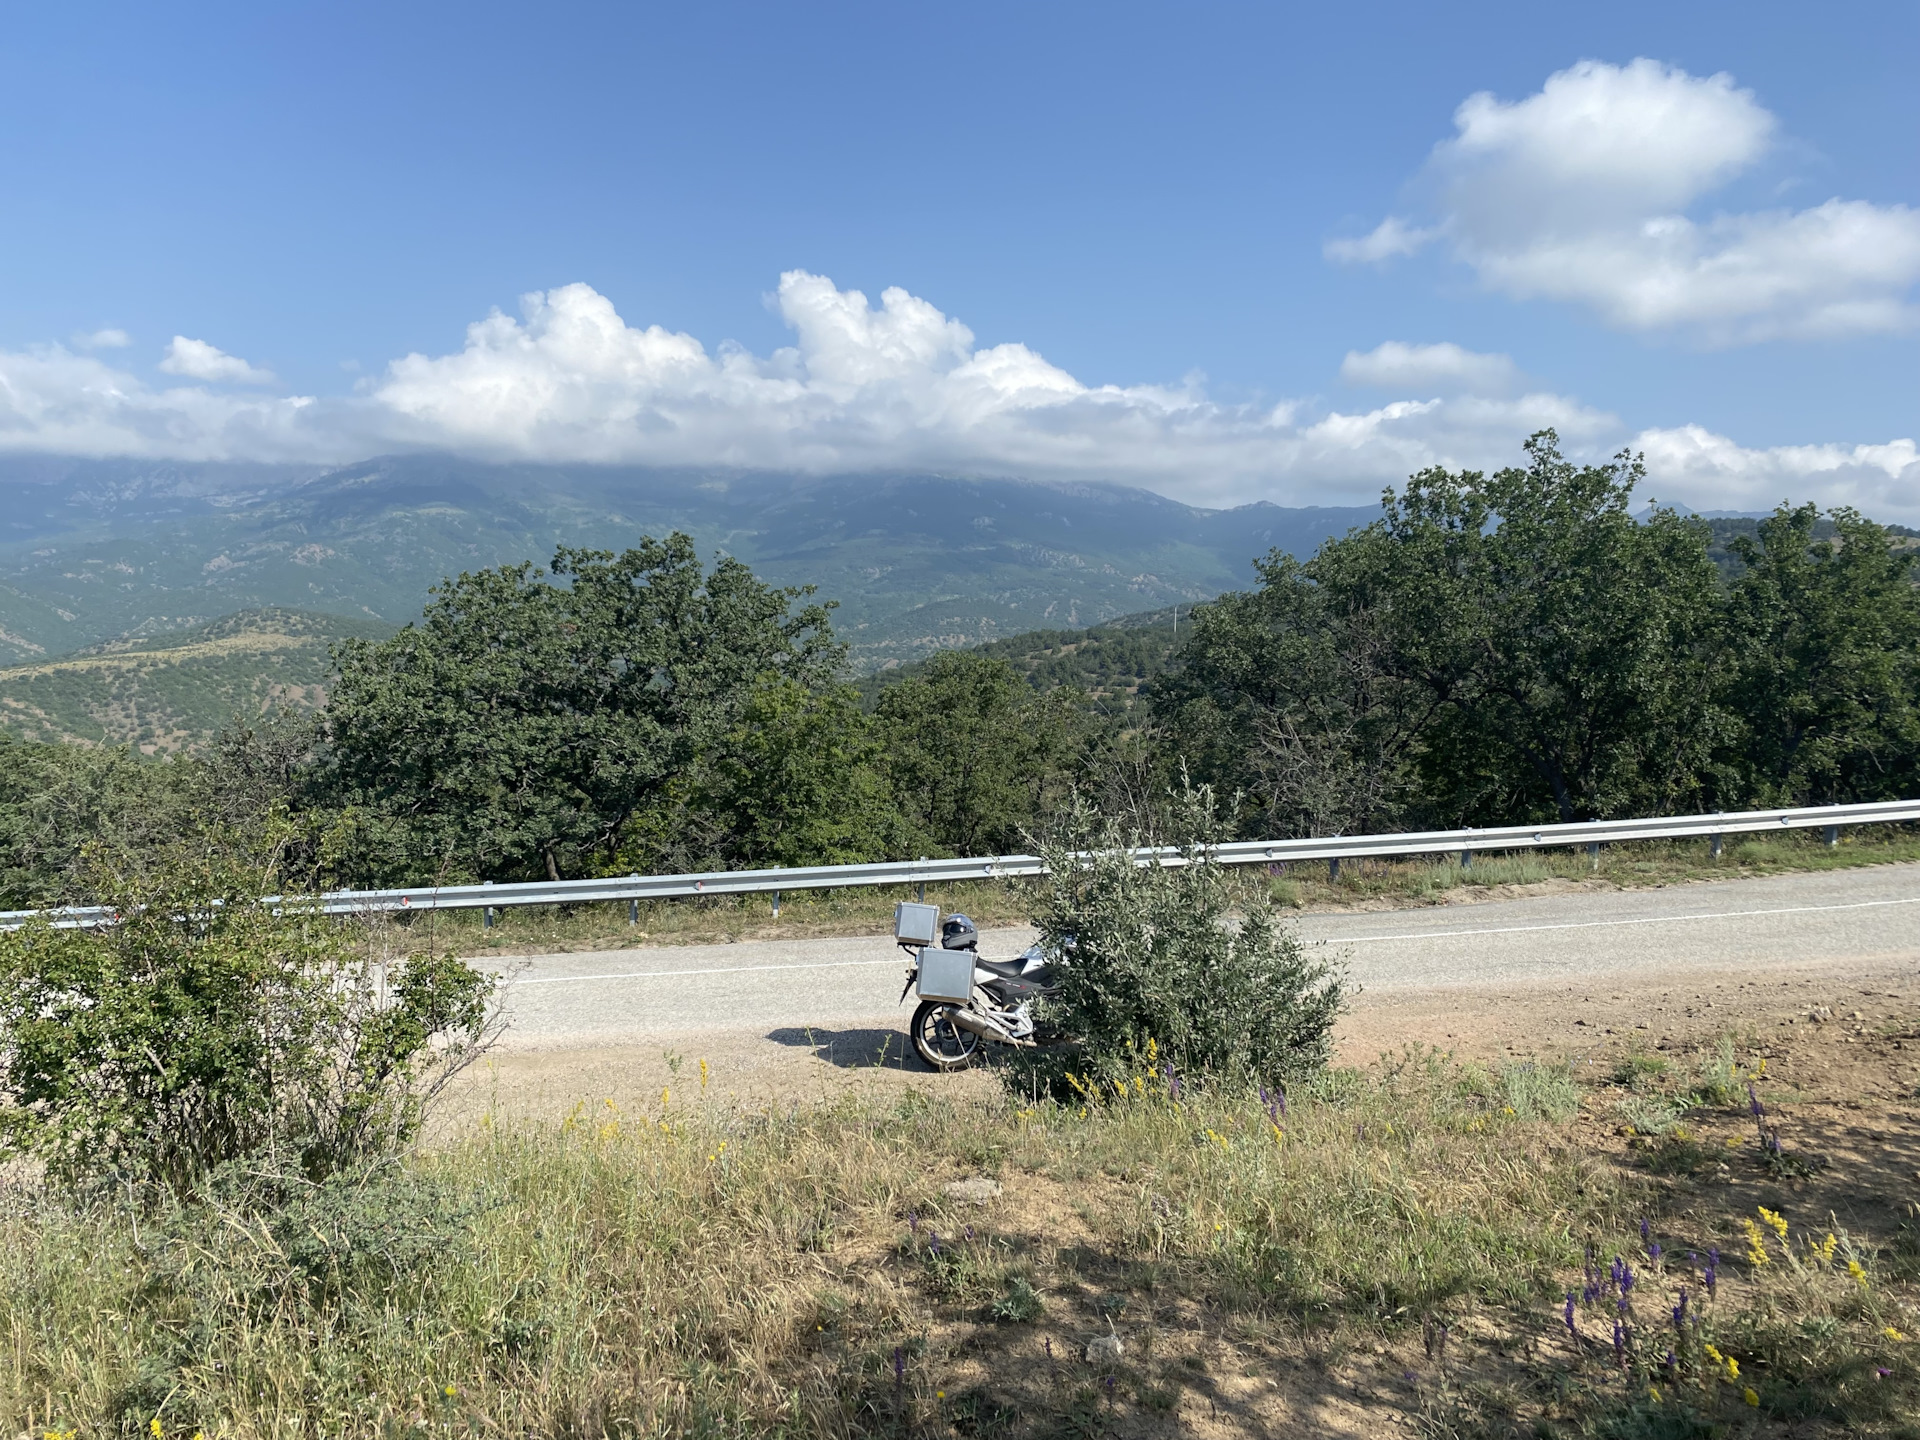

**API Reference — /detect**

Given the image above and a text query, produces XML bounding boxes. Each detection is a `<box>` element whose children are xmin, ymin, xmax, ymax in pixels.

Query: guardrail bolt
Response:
<box><xmin>1825</xmin><ymin>825</ymin><xmax>1840</xmax><ymax>848</ymax></box>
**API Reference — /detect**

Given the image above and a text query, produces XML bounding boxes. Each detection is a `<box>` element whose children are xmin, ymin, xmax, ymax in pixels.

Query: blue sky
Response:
<box><xmin>1</xmin><ymin>0</ymin><xmax>1914</xmax><ymax>515</ymax></box>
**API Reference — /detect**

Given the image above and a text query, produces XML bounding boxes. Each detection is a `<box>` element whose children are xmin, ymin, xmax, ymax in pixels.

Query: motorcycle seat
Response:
<box><xmin>970</xmin><ymin>954</ymin><xmax>1031</xmax><ymax>980</ymax></box>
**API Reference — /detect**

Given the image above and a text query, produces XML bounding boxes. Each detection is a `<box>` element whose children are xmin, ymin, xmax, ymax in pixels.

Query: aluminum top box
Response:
<box><xmin>893</xmin><ymin>901</ymin><xmax>939</xmax><ymax>947</ymax></box>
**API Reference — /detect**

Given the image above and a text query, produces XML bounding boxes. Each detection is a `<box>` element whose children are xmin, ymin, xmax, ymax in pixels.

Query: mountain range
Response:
<box><xmin>0</xmin><ymin>455</ymin><xmax>1379</xmax><ymax>671</ymax></box>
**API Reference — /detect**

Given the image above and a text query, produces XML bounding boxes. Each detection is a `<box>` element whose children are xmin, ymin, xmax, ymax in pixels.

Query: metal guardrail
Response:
<box><xmin>4</xmin><ymin>798</ymin><xmax>1917</xmax><ymax>930</ymax></box>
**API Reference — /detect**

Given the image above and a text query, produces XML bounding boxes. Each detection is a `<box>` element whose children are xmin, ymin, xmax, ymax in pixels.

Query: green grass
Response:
<box><xmin>5</xmin><ymin>1054</ymin><xmax>1913</xmax><ymax>1437</ymax></box>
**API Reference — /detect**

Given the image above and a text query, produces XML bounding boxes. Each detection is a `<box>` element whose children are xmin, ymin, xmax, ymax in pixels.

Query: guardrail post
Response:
<box><xmin>1328</xmin><ymin>857</ymin><xmax>1340</xmax><ymax>882</ymax></box>
<box><xmin>482</xmin><ymin>879</ymin><xmax>493</xmax><ymax>930</ymax></box>
<box><xmin>1459</xmin><ymin>848</ymin><xmax>1472</xmax><ymax>869</ymax></box>
<box><xmin>918</xmin><ymin>859</ymin><xmax>927</xmax><ymax>904</ymax></box>
<box><xmin>629</xmin><ymin>899</ymin><xmax>639</xmax><ymax>926</ymax></box>
<box><xmin>1825</xmin><ymin>825</ymin><xmax>1840</xmax><ymax>848</ymax></box>
<box><xmin>1710</xmin><ymin>833</ymin><xmax>1722</xmax><ymax>860</ymax></box>
<box><xmin>772</xmin><ymin>889</ymin><xmax>781</xmax><ymax>919</ymax></box>
<box><xmin>1586</xmin><ymin>841</ymin><xmax>1600</xmax><ymax>871</ymax></box>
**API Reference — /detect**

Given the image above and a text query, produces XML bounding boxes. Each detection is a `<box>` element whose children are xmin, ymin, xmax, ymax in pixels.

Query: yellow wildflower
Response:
<box><xmin>661</xmin><ymin>1087</ymin><xmax>670</xmax><ymax>1109</ymax></box>
<box><xmin>1647</xmin><ymin>1385</ymin><xmax>1660</xmax><ymax>1403</ymax></box>
<box><xmin>1726</xmin><ymin>1357</ymin><xmax>1739</xmax><ymax>1380</ymax></box>
<box><xmin>1885</xmin><ymin>1327</ymin><xmax>1908</xmax><ymax>1341</ymax></box>
<box><xmin>444</xmin><ymin>1384</ymin><xmax>457</xmax><ymax>1397</ymax></box>
<box><xmin>1146</xmin><ymin>1036</ymin><xmax>1158</xmax><ymax>1062</ymax></box>
<box><xmin>1134</xmin><ymin>1074</ymin><xmax>1145</xmax><ymax>1096</ymax></box>
<box><xmin>699</xmin><ymin>1057</ymin><xmax>709</xmax><ymax>1088</ymax></box>
<box><xmin>1813</xmin><ymin>1232</ymin><xmax>1838</xmax><ymax>1263</ymax></box>
<box><xmin>1704</xmin><ymin>1343</ymin><xmax>1724</xmax><ymax>1363</ymax></box>
<box><xmin>1743</xmin><ymin>1387</ymin><xmax>1759</xmax><ymax>1407</ymax></box>
<box><xmin>151</xmin><ymin>1422</ymin><xmax>164</xmax><ymax>1439</ymax></box>
<box><xmin>1758</xmin><ymin>1206</ymin><xmax>1788</xmax><ymax>1241</ymax></box>
<box><xmin>1743</xmin><ymin>1218</ymin><xmax>1769</xmax><ymax>1265</ymax></box>
<box><xmin>1848</xmin><ymin>1258</ymin><xmax>1869</xmax><ymax>1286</ymax></box>
<box><xmin>1270</xmin><ymin>1123</ymin><xmax>1285</xmax><ymax>1144</ymax></box>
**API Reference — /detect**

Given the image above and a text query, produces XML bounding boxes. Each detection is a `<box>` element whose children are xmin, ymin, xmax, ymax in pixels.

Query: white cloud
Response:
<box><xmin>1324</xmin><ymin>216</ymin><xmax>1435</xmax><ymax>264</ymax></box>
<box><xmin>1635</xmin><ymin>425</ymin><xmax>1920</xmax><ymax>519</ymax></box>
<box><xmin>73</xmin><ymin>327</ymin><xmax>131</xmax><ymax>350</ymax></box>
<box><xmin>0</xmin><ymin>272</ymin><xmax>1910</xmax><ymax>519</ymax></box>
<box><xmin>159</xmin><ymin>335</ymin><xmax>276</xmax><ymax>384</ymax></box>
<box><xmin>1341</xmin><ymin>341</ymin><xmax>1519</xmax><ymax>394</ymax></box>
<box><xmin>1333</xmin><ymin>58</ymin><xmax>1920</xmax><ymax>343</ymax></box>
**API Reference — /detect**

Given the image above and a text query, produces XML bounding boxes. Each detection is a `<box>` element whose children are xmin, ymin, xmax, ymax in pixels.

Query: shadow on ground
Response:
<box><xmin>767</xmin><ymin>1024</ymin><xmax>923</xmax><ymax>1071</ymax></box>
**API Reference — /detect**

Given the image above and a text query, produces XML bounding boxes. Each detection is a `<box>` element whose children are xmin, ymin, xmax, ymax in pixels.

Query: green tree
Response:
<box><xmin>688</xmin><ymin>678</ymin><xmax>900</xmax><ymax>869</ymax></box>
<box><xmin>1152</xmin><ymin>553</ymin><xmax>1428</xmax><ymax>836</ymax></box>
<box><xmin>1160</xmin><ymin>433</ymin><xmax>1726</xmax><ymax>830</ymax></box>
<box><xmin>1717</xmin><ymin>504</ymin><xmax>1920</xmax><ymax>805</ymax></box>
<box><xmin>873</xmin><ymin>650</ymin><xmax>1082</xmax><ymax>856</ymax></box>
<box><xmin>0</xmin><ymin>736</ymin><xmax>200</xmax><ymax>907</ymax></box>
<box><xmin>320</xmin><ymin>535</ymin><xmax>840</xmax><ymax>882</ymax></box>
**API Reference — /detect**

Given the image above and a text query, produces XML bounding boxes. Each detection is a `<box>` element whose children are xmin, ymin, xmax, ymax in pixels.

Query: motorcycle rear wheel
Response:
<box><xmin>910</xmin><ymin>1000</ymin><xmax>982</xmax><ymax>1072</ymax></box>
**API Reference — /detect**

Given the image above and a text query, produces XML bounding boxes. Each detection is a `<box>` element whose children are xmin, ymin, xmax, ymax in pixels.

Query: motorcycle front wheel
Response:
<box><xmin>910</xmin><ymin>1000</ymin><xmax>982</xmax><ymax>1072</ymax></box>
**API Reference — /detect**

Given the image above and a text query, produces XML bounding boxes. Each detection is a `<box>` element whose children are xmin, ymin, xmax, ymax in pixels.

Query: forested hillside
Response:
<box><xmin>0</xmin><ymin>609</ymin><xmax>394</xmax><ymax>753</ymax></box>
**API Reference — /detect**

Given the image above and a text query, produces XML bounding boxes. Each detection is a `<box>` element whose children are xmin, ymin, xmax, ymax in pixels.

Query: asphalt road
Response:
<box><xmin>483</xmin><ymin>864</ymin><xmax>1920</xmax><ymax>1052</ymax></box>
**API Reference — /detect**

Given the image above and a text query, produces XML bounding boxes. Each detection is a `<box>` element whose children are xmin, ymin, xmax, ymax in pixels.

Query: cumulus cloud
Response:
<box><xmin>1330</xmin><ymin>58</ymin><xmax>1920</xmax><ymax>343</ymax></box>
<box><xmin>159</xmin><ymin>335</ymin><xmax>276</xmax><ymax>384</ymax></box>
<box><xmin>73</xmin><ymin>327</ymin><xmax>131</xmax><ymax>350</ymax></box>
<box><xmin>1635</xmin><ymin>426</ymin><xmax>1920</xmax><ymax>519</ymax></box>
<box><xmin>1341</xmin><ymin>341</ymin><xmax>1520</xmax><ymax>394</ymax></box>
<box><xmin>0</xmin><ymin>271</ymin><xmax>1911</xmax><ymax>519</ymax></box>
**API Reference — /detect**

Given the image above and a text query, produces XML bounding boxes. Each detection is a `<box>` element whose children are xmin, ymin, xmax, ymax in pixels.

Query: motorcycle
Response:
<box><xmin>894</xmin><ymin>903</ymin><xmax>1064</xmax><ymax>1072</ymax></box>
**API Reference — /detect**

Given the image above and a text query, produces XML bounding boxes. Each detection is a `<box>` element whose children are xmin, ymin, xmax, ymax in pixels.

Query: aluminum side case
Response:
<box><xmin>915</xmin><ymin>946</ymin><xmax>977</xmax><ymax>1004</ymax></box>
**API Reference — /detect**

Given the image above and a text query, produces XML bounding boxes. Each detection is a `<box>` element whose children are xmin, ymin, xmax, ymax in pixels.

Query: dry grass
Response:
<box><xmin>6</xmin><ymin>1036</ymin><xmax>1918</xmax><ymax>1438</ymax></box>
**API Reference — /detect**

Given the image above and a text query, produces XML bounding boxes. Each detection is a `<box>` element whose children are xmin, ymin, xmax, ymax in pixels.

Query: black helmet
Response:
<box><xmin>940</xmin><ymin>913</ymin><xmax>979</xmax><ymax>950</ymax></box>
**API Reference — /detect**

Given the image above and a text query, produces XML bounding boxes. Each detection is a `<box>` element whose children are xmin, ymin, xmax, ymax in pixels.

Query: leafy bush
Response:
<box><xmin>0</xmin><ymin>820</ymin><xmax>495</xmax><ymax>1194</ymax></box>
<box><xmin>1018</xmin><ymin>785</ymin><xmax>1344</xmax><ymax>1094</ymax></box>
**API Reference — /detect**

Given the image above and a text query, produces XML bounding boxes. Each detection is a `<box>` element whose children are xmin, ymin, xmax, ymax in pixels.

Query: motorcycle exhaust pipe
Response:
<box><xmin>948</xmin><ymin>1009</ymin><xmax>1031</xmax><ymax>1046</ymax></box>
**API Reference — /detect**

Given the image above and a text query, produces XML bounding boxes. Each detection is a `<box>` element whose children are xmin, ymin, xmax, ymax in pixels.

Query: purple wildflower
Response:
<box><xmin>908</xmin><ymin>1211</ymin><xmax>918</xmax><ymax>1235</ymax></box>
<box><xmin>1612</xmin><ymin>1317</ymin><xmax>1626</xmax><ymax>1366</ymax></box>
<box><xmin>1877</xmin><ymin>1366</ymin><xmax>1893</xmax><ymax>1380</ymax></box>
<box><xmin>1563</xmin><ymin>1294</ymin><xmax>1577</xmax><ymax>1336</ymax></box>
<box><xmin>1640</xmin><ymin>1218</ymin><xmax>1650</xmax><ymax>1244</ymax></box>
<box><xmin>1664</xmin><ymin>1350</ymin><xmax>1676</xmax><ymax>1371</ymax></box>
<box><xmin>929</xmin><ymin>1232</ymin><xmax>941</xmax><ymax>1255</ymax></box>
<box><xmin>1620</xmin><ymin>1262</ymin><xmax>1635</xmax><ymax>1297</ymax></box>
<box><xmin>893</xmin><ymin>1347</ymin><xmax>904</xmax><ymax>1388</ymax></box>
<box><xmin>1748</xmin><ymin>1080</ymin><xmax>1763</xmax><ymax>1120</ymax></box>
<box><xmin>1649</xmin><ymin>1241</ymin><xmax>1662</xmax><ymax>1264</ymax></box>
<box><xmin>1672</xmin><ymin>1289</ymin><xmax>1689</xmax><ymax>1332</ymax></box>
<box><xmin>1277</xmin><ymin>1084</ymin><xmax>1288</xmax><ymax>1117</ymax></box>
<box><xmin>1705</xmin><ymin>1247</ymin><xmax>1719</xmax><ymax>1298</ymax></box>
<box><xmin>965</xmin><ymin>1226</ymin><xmax>974</xmax><ymax>1242</ymax></box>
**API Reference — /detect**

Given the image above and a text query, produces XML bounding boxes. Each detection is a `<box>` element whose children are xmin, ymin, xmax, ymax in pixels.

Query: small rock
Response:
<box><xmin>1086</xmin><ymin>1332</ymin><xmax>1124</xmax><ymax>1364</ymax></box>
<box><xmin>942</xmin><ymin>1177</ymin><xmax>1002</xmax><ymax>1204</ymax></box>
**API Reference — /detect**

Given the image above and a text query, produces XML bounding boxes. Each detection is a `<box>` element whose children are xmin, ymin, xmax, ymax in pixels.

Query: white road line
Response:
<box><xmin>1324</xmin><ymin>894</ymin><xmax>1920</xmax><ymax>946</ymax></box>
<box><xmin>510</xmin><ymin>956</ymin><xmax>909</xmax><ymax>986</ymax></box>
<box><xmin>502</xmin><ymin>892</ymin><xmax>1920</xmax><ymax>989</ymax></box>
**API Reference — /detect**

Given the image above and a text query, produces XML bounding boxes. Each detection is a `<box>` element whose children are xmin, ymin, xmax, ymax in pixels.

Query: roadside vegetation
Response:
<box><xmin>6</xmin><ymin>1013</ymin><xmax>1918</xmax><ymax>1437</ymax></box>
